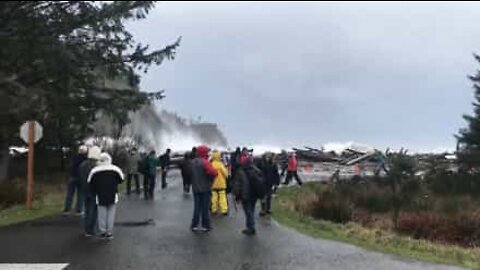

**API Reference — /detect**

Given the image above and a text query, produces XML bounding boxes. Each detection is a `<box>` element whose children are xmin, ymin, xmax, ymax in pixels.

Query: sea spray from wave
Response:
<box><xmin>90</xmin><ymin>105</ymin><xmax>228</xmax><ymax>152</ymax></box>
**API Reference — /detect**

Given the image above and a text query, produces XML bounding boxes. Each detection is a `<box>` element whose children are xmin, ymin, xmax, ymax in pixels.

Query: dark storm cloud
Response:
<box><xmin>128</xmin><ymin>2</ymin><xmax>480</xmax><ymax>152</ymax></box>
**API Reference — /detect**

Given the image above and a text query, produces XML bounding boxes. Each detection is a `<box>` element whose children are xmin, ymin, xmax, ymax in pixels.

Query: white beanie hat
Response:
<box><xmin>78</xmin><ymin>145</ymin><xmax>88</xmax><ymax>154</ymax></box>
<box><xmin>98</xmin><ymin>153</ymin><xmax>112</xmax><ymax>165</ymax></box>
<box><xmin>87</xmin><ymin>146</ymin><xmax>102</xmax><ymax>160</ymax></box>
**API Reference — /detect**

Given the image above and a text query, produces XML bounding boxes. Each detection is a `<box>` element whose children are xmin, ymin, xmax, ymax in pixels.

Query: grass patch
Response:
<box><xmin>272</xmin><ymin>182</ymin><xmax>480</xmax><ymax>269</ymax></box>
<box><xmin>0</xmin><ymin>184</ymin><xmax>64</xmax><ymax>227</ymax></box>
<box><xmin>0</xmin><ymin>176</ymin><xmax>129</xmax><ymax>228</ymax></box>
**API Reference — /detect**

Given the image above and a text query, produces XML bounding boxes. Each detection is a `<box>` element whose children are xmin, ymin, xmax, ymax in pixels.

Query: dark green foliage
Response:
<box><xmin>0</xmin><ymin>1</ymin><xmax>180</xmax><ymax>152</ymax></box>
<box><xmin>427</xmin><ymin>172</ymin><xmax>480</xmax><ymax>195</ymax></box>
<box><xmin>0</xmin><ymin>181</ymin><xmax>26</xmax><ymax>209</ymax></box>
<box><xmin>354</xmin><ymin>184</ymin><xmax>393</xmax><ymax>213</ymax></box>
<box><xmin>384</xmin><ymin>149</ymin><xmax>418</xmax><ymax>228</ymax></box>
<box><xmin>457</xmin><ymin>54</ymin><xmax>480</xmax><ymax>168</ymax></box>
<box><xmin>0</xmin><ymin>1</ymin><xmax>180</xmax><ymax>181</ymax></box>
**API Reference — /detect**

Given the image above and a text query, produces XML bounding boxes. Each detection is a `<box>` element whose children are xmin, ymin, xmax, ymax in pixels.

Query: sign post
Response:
<box><xmin>26</xmin><ymin>121</ymin><xmax>34</xmax><ymax>209</ymax></box>
<box><xmin>20</xmin><ymin>121</ymin><xmax>43</xmax><ymax>209</ymax></box>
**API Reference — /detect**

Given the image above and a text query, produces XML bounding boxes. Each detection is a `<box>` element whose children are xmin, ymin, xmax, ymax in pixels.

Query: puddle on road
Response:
<box><xmin>115</xmin><ymin>219</ymin><xmax>155</xmax><ymax>227</ymax></box>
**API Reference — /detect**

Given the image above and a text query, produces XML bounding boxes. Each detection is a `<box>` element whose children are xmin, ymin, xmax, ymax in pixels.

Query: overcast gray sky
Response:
<box><xmin>129</xmin><ymin>1</ymin><xmax>480</xmax><ymax>152</ymax></box>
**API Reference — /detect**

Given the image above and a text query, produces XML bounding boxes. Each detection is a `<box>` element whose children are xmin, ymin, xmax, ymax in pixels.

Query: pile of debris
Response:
<box><xmin>291</xmin><ymin>145</ymin><xmax>383</xmax><ymax>166</ymax></box>
<box><xmin>292</xmin><ymin>147</ymin><xmax>342</xmax><ymax>162</ymax></box>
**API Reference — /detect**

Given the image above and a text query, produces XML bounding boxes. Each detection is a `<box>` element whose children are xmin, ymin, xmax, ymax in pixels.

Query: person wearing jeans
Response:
<box><xmin>127</xmin><ymin>173</ymin><xmax>140</xmax><ymax>195</ymax></box>
<box><xmin>78</xmin><ymin>146</ymin><xmax>101</xmax><ymax>237</ymax></box>
<box><xmin>143</xmin><ymin>173</ymin><xmax>150</xmax><ymax>199</ymax></box>
<box><xmin>63</xmin><ymin>146</ymin><xmax>87</xmax><ymax>215</ymax></box>
<box><xmin>63</xmin><ymin>176</ymin><xmax>84</xmax><ymax>214</ymax></box>
<box><xmin>258</xmin><ymin>153</ymin><xmax>280</xmax><ymax>216</ymax></box>
<box><xmin>191</xmin><ymin>191</ymin><xmax>211</xmax><ymax>230</ymax></box>
<box><xmin>88</xmin><ymin>153</ymin><xmax>124</xmax><ymax>240</ymax></box>
<box><xmin>233</xmin><ymin>153</ymin><xmax>261</xmax><ymax>236</ymax></box>
<box><xmin>158</xmin><ymin>149</ymin><xmax>171</xmax><ymax>189</ymax></box>
<box><xmin>190</xmin><ymin>145</ymin><xmax>218</xmax><ymax>232</ymax></box>
<box><xmin>148</xmin><ymin>173</ymin><xmax>156</xmax><ymax>199</ymax></box>
<box><xmin>242</xmin><ymin>198</ymin><xmax>258</xmax><ymax>231</ymax></box>
<box><xmin>145</xmin><ymin>151</ymin><xmax>158</xmax><ymax>199</ymax></box>
<box><xmin>84</xmin><ymin>193</ymin><xmax>98</xmax><ymax>236</ymax></box>
<box><xmin>126</xmin><ymin>149</ymin><xmax>141</xmax><ymax>195</ymax></box>
<box><xmin>97</xmin><ymin>204</ymin><xmax>117</xmax><ymax>237</ymax></box>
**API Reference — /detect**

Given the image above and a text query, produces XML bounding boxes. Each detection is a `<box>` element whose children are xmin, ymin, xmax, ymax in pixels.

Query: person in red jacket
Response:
<box><xmin>283</xmin><ymin>153</ymin><xmax>303</xmax><ymax>186</ymax></box>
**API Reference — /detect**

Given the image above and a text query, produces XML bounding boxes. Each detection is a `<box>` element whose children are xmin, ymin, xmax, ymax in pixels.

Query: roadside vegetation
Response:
<box><xmin>273</xmin><ymin>178</ymin><xmax>480</xmax><ymax>269</ymax></box>
<box><xmin>0</xmin><ymin>171</ymin><xmax>66</xmax><ymax>227</ymax></box>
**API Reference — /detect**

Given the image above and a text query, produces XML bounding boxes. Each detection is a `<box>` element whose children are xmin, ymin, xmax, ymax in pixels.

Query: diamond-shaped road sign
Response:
<box><xmin>20</xmin><ymin>121</ymin><xmax>43</xmax><ymax>144</ymax></box>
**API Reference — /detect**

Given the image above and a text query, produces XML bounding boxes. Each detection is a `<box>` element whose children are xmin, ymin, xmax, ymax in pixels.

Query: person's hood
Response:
<box><xmin>211</xmin><ymin>151</ymin><xmax>221</xmax><ymax>161</ymax></box>
<box><xmin>98</xmin><ymin>153</ymin><xmax>112</xmax><ymax>166</ymax></box>
<box><xmin>87</xmin><ymin>146</ymin><xmax>101</xmax><ymax>160</ymax></box>
<box><xmin>87</xmin><ymin>160</ymin><xmax>124</xmax><ymax>183</ymax></box>
<box><xmin>196</xmin><ymin>145</ymin><xmax>210</xmax><ymax>158</ymax></box>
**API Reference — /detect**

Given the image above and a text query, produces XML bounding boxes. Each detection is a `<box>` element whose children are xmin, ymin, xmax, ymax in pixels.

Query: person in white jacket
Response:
<box><xmin>87</xmin><ymin>153</ymin><xmax>124</xmax><ymax>240</ymax></box>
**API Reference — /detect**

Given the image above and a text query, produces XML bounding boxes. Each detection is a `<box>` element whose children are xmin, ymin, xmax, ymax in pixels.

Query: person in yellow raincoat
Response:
<box><xmin>210</xmin><ymin>151</ymin><xmax>229</xmax><ymax>215</ymax></box>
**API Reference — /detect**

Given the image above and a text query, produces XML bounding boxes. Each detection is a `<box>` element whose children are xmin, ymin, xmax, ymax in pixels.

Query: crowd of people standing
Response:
<box><xmin>62</xmin><ymin>144</ymin><xmax>303</xmax><ymax>239</ymax></box>
<box><xmin>64</xmin><ymin>145</ymin><xmax>124</xmax><ymax>240</ymax></box>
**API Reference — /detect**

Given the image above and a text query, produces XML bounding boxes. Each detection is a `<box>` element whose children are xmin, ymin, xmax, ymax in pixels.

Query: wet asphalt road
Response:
<box><xmin>0</xmin><ymin>172</ymin><xmax>463</xmax><ymax>270</ymax></box>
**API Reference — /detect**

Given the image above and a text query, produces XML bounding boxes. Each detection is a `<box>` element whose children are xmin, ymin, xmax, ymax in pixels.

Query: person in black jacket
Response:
<box><xmin>233</xmin><ymin>154</ymin><xmax>264</xmax><ymax>236</ymax></box>
<box><xmin>279</xmin><ymin>150</ymin><xmax>288</xmax><ymax>177</ymax></box>
<box><xmin>87</xmin><ymin>153</ymin><xmax>124</xmax><ymax>240</ymax></box>
<box><xmin>158</xmin><ymin>149</ymin><xmax>171</xmax><ymax>189</ymax></box>
<box><xmin>180</xmin><ymin>152</ymin><xmax>193</xmax><ymax>193</ymax></box>
<box><xmin>78</xmin><ymin>146</ymin><xmax>101</xmax><ymax>237</ymax></box>
<box><xmin>230</xmin><ymin>147</ymin><xmax>241</xmax><ymax>180</ymax></box>
<box><xmin>258</xmin><ymin>152</ymin><xmax>280</xmax><ymax>216</ymax></box>
<box><xmin>63</xmin><ymin>145</ymin><xmax>88</xmax><ymax>216</ymax></box>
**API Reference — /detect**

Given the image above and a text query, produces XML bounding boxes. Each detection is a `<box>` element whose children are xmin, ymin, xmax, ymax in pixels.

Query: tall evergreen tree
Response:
<box><xmin>457</xmin><ymin>54</ymin><xmax>480</xmax><ymax>168</ymax></box>
<box><xmin>0</xmin><ymin>1</ymin><xmax>180</xmax><ymax>181</ymax></box>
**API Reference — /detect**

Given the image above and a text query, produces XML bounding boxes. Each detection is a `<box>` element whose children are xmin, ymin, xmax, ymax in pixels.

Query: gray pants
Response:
<box><xmin>97</xmin><ymin>204</ymin><xmax>116</xmax><ymax>235</ymax></box>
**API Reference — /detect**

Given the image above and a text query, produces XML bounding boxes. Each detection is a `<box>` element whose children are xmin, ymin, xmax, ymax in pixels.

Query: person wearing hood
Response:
<box><xmin>125</xmin><ymin>148</ymin><xmax>141</xmax><ymax>195</ymax></box>
<box><xmin>190</xmin><ymin>145</ymin><xmax>218</xmax><ymax>232</ymax></box>
<box><xmin>233</xmin><ymin>155</ymin><xmax>265</xmax><ymax>236</ymax></box>
<box><xmin>210</xmin><ymin>150</ymin><xmax>229</xmax><ymax>216</ymax></box>
<box><xmin>180</xmin><ymin>152</ymin><xmax>193</xmax><ymax>193</ymax></box>
<box><xmin>87</xmin><ymin>153</ymin><xmax>124</xmax><ymax>240</ymax></box>
<box><xmin>279</xmin><ymin>150</ymin><xmax>289</xmax><ymax>176</ymax></box>
<box><xmin>144</xmin><ymin>150</ymin><xmax>158</xmax><ymax>199</ymax></box>
<box><xmin>158</xmin><ymin>148</ymin><xmax>171</xmax><ymax>189</ymax></box>
<box><xmin>63</xmin><ymin>145</ymin><xmax>88</xmax><ymax>216</ymax></box>
<box><xmin>230</xmin><ymin>147</ymin><xmax>241</xmax><ymax>178</ymax></box>
<box><xmin>258</xmin><ymin>152</ymin><xmax>280</xmax><ymax>216</ymax></box>
<box><xmin>79</xmin><ymin>146</ymin><xmax>101</xmax><ymax>237</ymax></box>
<box><xmin>283</xmin><ymin>153</ymin><xmax>303</xmax><ymax>186</ymax></box>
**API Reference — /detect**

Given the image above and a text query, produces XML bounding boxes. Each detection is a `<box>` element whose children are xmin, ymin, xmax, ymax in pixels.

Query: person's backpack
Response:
<box><xmin>245</xmin><ymin>165</ymin><xmax>268</xmax><ymax>199</ymax></box>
